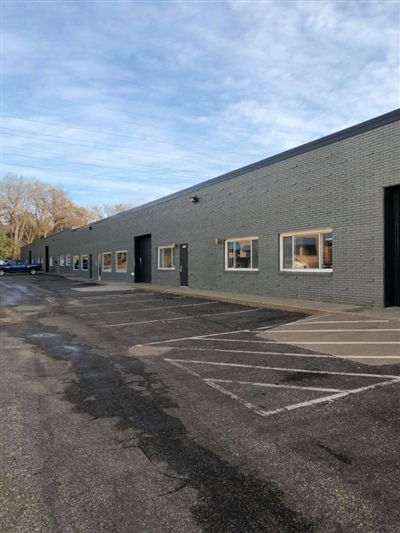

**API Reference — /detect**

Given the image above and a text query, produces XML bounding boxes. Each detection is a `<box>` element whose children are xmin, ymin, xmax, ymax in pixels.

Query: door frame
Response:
<box><xmin>384</xmin><ymin>184</ymin><xmax>400</xmax><ymax>306</ymax></box>
<box><xmin>134</xmin><ymin>234</ymin><xmax>152</xmax><ymax>283</ymax></box>
<box><xmin>97</xmin><ymin>253</ymin><xmax>102</xmax><ymax>280</ymax></box>
<box><xmin>180</xmin><ymin>243</ymin><xmax>189</xmax><ymax>287</ymax></box>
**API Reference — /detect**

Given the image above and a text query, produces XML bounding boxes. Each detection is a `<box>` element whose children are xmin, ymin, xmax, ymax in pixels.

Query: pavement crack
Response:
<box><xmin>316</xmin><ymin>441</ymin><xmax>352</xmax><ymax>465</ymax></box>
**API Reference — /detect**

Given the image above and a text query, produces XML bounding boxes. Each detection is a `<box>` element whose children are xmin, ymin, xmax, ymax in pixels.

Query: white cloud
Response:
<box><xmin>2</xmin><ymin>1</ymin><xmax>399</xmax><ymax>207</ymax></box>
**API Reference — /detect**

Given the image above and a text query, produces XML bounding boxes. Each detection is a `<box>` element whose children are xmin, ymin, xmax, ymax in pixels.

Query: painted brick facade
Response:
<box><xmin>22</xmin><ymin>111</ymin><xmax>400</xmax><ymax>306</ymax></box>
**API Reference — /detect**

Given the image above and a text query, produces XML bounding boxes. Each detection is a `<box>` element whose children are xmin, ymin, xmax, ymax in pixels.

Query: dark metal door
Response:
<box><xmin>384</xmin><ymin>185</ymin><xmax>400</xmax><ymax>306</ymax></box>
<box><xmin>134</xmin><ymin>234</ymin><xmax>152</xmax><ymax>283</ymax></box>
<box><xmin>45</xmin><ymin>246</ymin><xmax>49</xmax><ymax>273</ymax></box>
<box><xmin>180</xmin><ymin>244</ymin><xmax>188</xmax><ymax>287</ymax></box>
<box><xmin>89</xmin><ymin>254</ymin><xmax>93</xmax><ymax>278</ymax></box>
<box><xmin>97</xmin><ymin>253</ymin><xmax>102</xmax><ymax>280</ymax></box>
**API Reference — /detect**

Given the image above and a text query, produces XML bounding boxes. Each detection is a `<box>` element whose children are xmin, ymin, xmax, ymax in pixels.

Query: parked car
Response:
<box><xmin>0</xmin><ymin>259</ymin><xmax>43</xmax><ymax>275</ymax></box>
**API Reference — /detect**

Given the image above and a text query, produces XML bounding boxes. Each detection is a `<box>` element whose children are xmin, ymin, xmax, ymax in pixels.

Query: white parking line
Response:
<box><xmin>280</xmin><ymin>320</ymin><xmax>389</xmax><ymax>325</ymax></box>
<box><xmin>80</xmin><ymin>301</ymin><xmax>217</xmax><ymax>317</ymax></box>
<box><xmin>268</xmin><ymin>328</ymin><xmax>400</xmax><ymax>333</ymax></box>
<box><xmin>167</xmin><ymin>347</ymin><xmax>400</xmax><ymax>360</ymax></box>
<box><xmin>141</xmin><ymin>329</ymin><xmax>252</xmax><ymax>346</ymax></box>
<box><xmin>166</xmin><ymin>358</ymin><xmax>399</xmax><ymax>419</ymax></box>
<box><xmin>168</xmin><ymin>347</ymin><xmax>332</xmax><ymax>358</ymax></box>
<box><xmin>65</xmin><ymin>296</ymin><xmax>184</xmax><ymax>308</ymax></box>
<box><xmin>99</xmin><ymin>308</ymin><xmax>262</xmax><ymax>328</ymax></box>
<box><xmin>337</xmin><ymin>356</ymin><xmax>400</xmax><ymax>359</ymax></box>
<box><xmin>277</xmin><ymin>342</ymin><xmax>400</xmax><ymax>345</ymax></box>
<box><xmin>164</xmin><ymin>359</ymin><xmax>400</xmax><ymax>380</ymax></box>
<box><xmin>287</xmin><ymin>314</ymin><xmax>330</xmax><ymax>325</ymax></box>
<box><xmin>204</xmin><ymin>379</ymin><xmax>346</xmax><ymax>393</ymax></box>
<box><xmin>177</xmin><ymin>337</ymin><xmax>400</xmax><ymax>346</ymax></box>
<box><xmin>194</xmin><ymin>338</ymin><xmax>280</xmax><ymax>344</ymax></box>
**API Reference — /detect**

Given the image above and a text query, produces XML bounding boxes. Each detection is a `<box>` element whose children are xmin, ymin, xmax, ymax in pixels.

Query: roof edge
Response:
<box><xmin>121</xmin><ymin>108</ymin><xmax>400</xmax><ymax>215</ymax></box>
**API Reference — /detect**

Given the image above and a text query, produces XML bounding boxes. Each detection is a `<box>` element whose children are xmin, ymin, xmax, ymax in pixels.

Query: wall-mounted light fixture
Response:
<box><xmin>214</xmin><ymin>238</ymin><xmax>222</xmax><ymax>245</ymax></box>
<box><xmin>89</xmin><ymin>226</ymin><xmax>93</xmax><ymax>230</ymax></box>
<box><xmin>189</xmin><ymin>196</ymin><xmax>198</xmax><ymax>203</ymax></box>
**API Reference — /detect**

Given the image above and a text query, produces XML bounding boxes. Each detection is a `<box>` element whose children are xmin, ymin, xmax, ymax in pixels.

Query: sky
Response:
<box><xmin>2</xmin><ymin>0</ymin><xmax>399</xmax><ymax>209</ymax></box>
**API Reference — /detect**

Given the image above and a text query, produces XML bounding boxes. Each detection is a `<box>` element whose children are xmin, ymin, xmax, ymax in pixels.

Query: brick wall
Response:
<box><xmin>22</xmin><ymin>117</ymin><xmax>400</xmax><ymax>306</ymax></box>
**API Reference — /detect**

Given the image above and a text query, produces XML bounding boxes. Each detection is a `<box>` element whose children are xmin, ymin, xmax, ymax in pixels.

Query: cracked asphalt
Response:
<box><xmin>1</xmin><ymin>275</ymin><xmax>399</xmax><ymax>532</ymax></box>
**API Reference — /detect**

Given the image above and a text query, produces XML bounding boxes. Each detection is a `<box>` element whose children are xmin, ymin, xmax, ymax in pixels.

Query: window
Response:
<box><xmin>225</xmin><ymin>237</ymin><xmax>259</xmax><ymax>270</ymax></box>
<box><xmin>60</xmin><ymin>255</ymin><xmax>65</xmax><ymax>267</ymax></box>
<box><xmin>66</xmin><ymin>254</ymin><xmax>71</xmax><ymax>266</ymax></box>
<box><xmin>158</xmin><ymin>245</ymin><xmax>175</xmax><ymax>270</ymax></box>
<box><xmin>81</xmin><ymin>254</ymin><xmax>89</xmax><ymax>271</ymax></box>
<box><xmin>102</xmin><ymin>252</ymin><xmax>112</xmax><ymax>272</ymax></box>
<box><xmin>73</xmin><ymin>255</ymin><xmax>80</xmax><ymax>270</ymax></box>
<box><xmin>49</xmin><ymin>256</ymin><xmax>53</xmax><ymax>267</ymax></box>
<box><xmin>280</xmin><ymin>229</ymin><xmax>332</xmax><ymax>271</ymax></box>
<box><xmin>116</xmin><ymin>251</ymin><xmax>127</xmax><ymax>272</ymax></box>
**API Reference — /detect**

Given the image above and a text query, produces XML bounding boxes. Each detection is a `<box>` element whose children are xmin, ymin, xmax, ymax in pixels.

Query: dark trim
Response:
<box><xmin>22</xmin><ymin>108</ymin><xmax>400</xmax><ymax>240</ymax></box>
<box><xmin>118</xmin><ymin>108</ymin><xmax>400</xmax><ymax>216</ymax></box>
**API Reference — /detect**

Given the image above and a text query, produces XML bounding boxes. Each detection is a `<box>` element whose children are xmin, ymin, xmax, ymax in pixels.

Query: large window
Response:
<box><xmin>66</xmin><ymin>254</ymin><xmax>71</xmax><ymax>266</ymax></box>
<box><xmin>81</xmin><ymin>254</ymin><xmax>89</xmax><ymax>271</ymax></box>
<box><xmin>116</xmin><ymin>251</ymin><xmax>127</xmax><ymax>272</ymax></box>
<box><xmin>225</xmin><ymin>237</ymin><xmax>259</xmax><ymax>270</ymax></box>
<box><xmin>280</xmin><ymin>229</ymin><xmax>332</xmax><ymax>271</ymax></box>
<box><xmin>158</xmin><ymin>245</ymin><xmax>175</xmax><ymax>270</ymax></box>
<box><xmin>60</xmin><ymin>254</ymin><xmax>65</xmax><ymax>267</ymax></box>
<box><xmin>102</xmin><ymin>252</ymin><xmax>112</xmax><ymax>272</ymax></box>
<box><xmin>73</xmin><ymin>255</ymin><xmax>80</xmax><ymax>270</ymax></box>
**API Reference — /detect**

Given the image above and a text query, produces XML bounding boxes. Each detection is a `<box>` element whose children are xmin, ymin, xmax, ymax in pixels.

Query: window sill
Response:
<box><xmin>158</xmin><ymin>268</ymin><xmax>176</xmax><ymax>271</ymax></box>
<box><xmin>280</xmin><ymin>269</ymin><xmax>333</xmax><ymax>274</ymax></box>
<box><xmin>225</xmin><ymin>268</ymin><xmax>259</xmax><ymax>273</ymax></box>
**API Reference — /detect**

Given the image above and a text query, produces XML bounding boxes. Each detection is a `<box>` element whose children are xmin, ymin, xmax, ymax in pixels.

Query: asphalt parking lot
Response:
<box><xmin>264</xmin><ymin>313</ymin><xmax>400</xmax><ymax>366</ymax></box>
<box><xmin>1</xmin><ymin>274</ymin><xmax>400</xmax><ymax>532</ymax></box>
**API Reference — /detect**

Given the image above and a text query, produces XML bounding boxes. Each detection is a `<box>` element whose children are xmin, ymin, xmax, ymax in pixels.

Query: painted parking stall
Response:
<box><xmin>56</xmin><ymin>283</ymin><xmax>400</xmax><ymax>420</ymax></box>
<box><xmin>262</xmin><ymin>313</ymin><xmax>400</xmax><ymax>365</ymax></box>
<box><xmin>57</xmin><ymin>288</ymin><xmax>394</xmax><ymax>422</ymax></box>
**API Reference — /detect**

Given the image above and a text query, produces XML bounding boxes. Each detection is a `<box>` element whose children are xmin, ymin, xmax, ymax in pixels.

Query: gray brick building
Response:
<box><xmin>22</xmin><ymin>109</ymin><xmax>400</xmax><ymax>307</ymax></box>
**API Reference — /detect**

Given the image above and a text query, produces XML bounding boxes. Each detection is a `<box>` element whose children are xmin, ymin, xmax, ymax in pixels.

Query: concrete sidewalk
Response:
<box><xmin>63</xmin><ymin>275</ymin><xmax>400</xmax><ymax>320</ymax></box>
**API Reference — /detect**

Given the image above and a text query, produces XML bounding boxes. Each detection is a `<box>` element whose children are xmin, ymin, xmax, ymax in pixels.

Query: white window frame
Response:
<box><xmin>73</xmin><ymin>255</ymin><xmax>80</xmax><ymax>270</ymax></box>
<box><xmin>102</xmin><ymin>252</ymin><xmax>112</xmax><ymax>272</ymax></box>
<box><xmin>66</xmin><ymin>254</ymin><xmax>71</xmax><ymax>266</ymax></box>
<box><xmin>157</xmin><ymin>245</ymin><xmax>175</xmax><ymax>270</ymax></box>
<box><xmin>60</xmin><ymin>254</ymin><xmax>65</xmax><ymax>267</ymax></box>
<box><xmin>280</xmin><ymin>228</ymin><xmax>333</xmax><ymax>272</ymax></box>
<box><xmin>225</xmin><ymin>237</ymin><xmax>259</xmax><ymax>271</ymax></box>
<box><xmin>116</xmin><ymin>250</ymin><xmax>127</xmax><ymax>273</ymax></box>
<box><xmin>81</xmin><ymin>254</ymin><xmax>89</xmax><ymax>271</ymax></box>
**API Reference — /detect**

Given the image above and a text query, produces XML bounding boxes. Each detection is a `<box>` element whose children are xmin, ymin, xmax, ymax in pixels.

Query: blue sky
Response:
<box><xmin>2</xmin><ymin>0</ymin><xmax>399</xmax><ymax>208</ymax></box>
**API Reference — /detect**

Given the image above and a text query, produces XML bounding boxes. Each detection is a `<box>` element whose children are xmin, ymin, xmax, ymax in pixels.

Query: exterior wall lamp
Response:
<box><xmin>189</xmin><ymin>196</ymin><xmax>198</xmax><ymax>203</ymax></box>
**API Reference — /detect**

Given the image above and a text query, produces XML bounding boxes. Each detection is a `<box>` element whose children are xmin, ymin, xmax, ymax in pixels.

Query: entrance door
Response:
<box><xmin>180</xmin><ymin>244</ymin><xmax>188</xmax><ymax>287</ymax></box>
<box><xmin>89</xmin><ymin>254</ymin><xmax>93</xmax><ymax>279</ymax></box>
<box><xmin>97</xmin><ymin>253</ymin><xmax>102</xmax><ymax>280</ymax></box>
<box><xmin>134</xmin><ymin>234</ymin><xmax>152</xmax><ymax>283</ymax></box>
<box><xmin>384</xmin><ymin>185</ymin><xmax>400</xmax><ymax>306</ymax></box>
<box><xmin>45</xmin><ymin>246</ymin><xmax>50</xmax><ymax>273</ymax></box>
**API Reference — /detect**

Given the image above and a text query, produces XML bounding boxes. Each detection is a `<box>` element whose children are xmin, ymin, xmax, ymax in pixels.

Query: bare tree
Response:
<box><xmin>1</xmin><ymin>174</ymin><xmax>35</xmax><ymax>257</ymax></box>
<box><xmin>88</xmin><ymin>203</ymin><xmax>132</xmax><ymax>222</ymax></box>
<box><xmin>1</xmin><ymin>173</ymin><xmax>91</xmax><ymax>257</ymax></box>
